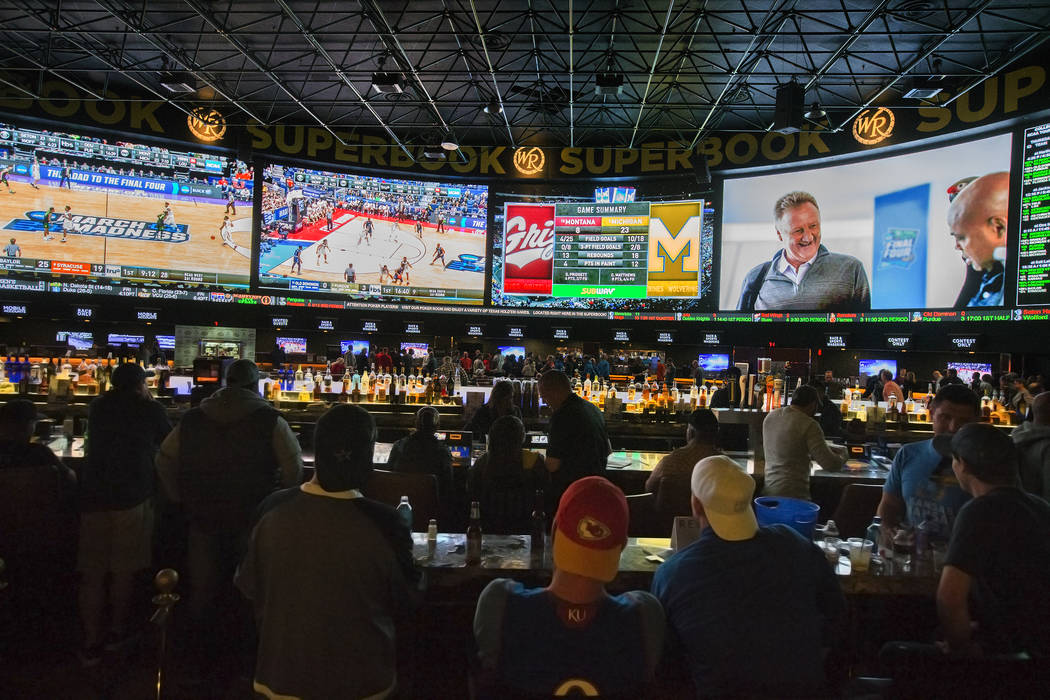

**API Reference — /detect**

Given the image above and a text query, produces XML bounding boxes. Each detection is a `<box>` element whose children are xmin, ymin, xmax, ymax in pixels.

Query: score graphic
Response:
<box><xmin>550</xmin><ymin>201</ymin><xmax>704</xmax><ymax>299</ymax></box>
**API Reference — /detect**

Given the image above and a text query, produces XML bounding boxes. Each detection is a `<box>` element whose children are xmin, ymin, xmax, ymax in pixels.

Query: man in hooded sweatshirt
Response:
<box><xmin>156</xmin><ymin>359</ymin><xmax>302</xmax><ymax>670</ymax></box>
<box><xmin>1012</xmin><ymin>391</ymin><xmax>1050</xmax><ymax>501</ymax></box>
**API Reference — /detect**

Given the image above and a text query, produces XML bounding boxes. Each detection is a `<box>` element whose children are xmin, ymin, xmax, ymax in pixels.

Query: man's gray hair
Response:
<box><xmin>774</xmin><ymin>191</ymin><xmax>819</xmax><ymax>224</ymax></box>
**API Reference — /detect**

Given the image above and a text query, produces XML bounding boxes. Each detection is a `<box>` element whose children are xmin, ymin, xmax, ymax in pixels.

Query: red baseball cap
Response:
<box><xmin>552</xmin><ymin>476</ymin><xmax>629</xmax><ymax>583</ymax></box>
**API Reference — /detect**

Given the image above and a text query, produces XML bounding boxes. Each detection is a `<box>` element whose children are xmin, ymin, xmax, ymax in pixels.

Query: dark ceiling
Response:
<box><xmin>1</xmin><ymin>1</ymin><xmax>1048</xmax><ymax>150</ymax></box>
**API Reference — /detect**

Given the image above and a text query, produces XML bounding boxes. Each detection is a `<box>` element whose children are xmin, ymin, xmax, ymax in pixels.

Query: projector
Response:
<box><xmin>370</xmin><ymin>72</ymin><xmax>405</xmax><ymax>94</ymax></box>
<box><xmin>595</xmin><ymin>73</ymin><xmax>624</xmax><ymax>96</ymax></box>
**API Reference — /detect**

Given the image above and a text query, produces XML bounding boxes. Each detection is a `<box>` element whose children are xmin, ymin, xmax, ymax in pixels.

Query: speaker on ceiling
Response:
<box><xmin>772</xmin><ymin>81</ymin><xmax>804</xmax><ymax>134</ymax></box>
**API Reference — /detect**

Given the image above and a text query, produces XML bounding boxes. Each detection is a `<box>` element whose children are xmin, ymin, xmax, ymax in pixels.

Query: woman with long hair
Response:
<box><xmin>468</xmin><ymin>415</ymin><xmax>546</xmax><ymax>534</ymax></box>
<box><xmin>465</xmin><ymin>380</ymin><xmax>521</xmax><ymax>439</ymax></box>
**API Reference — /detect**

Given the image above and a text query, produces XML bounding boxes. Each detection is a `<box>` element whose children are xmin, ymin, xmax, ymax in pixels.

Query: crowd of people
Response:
<box><xmin>3</xmin><ymin>356</ymin><xmax>1048</xmax><ymax>697</ymax></box>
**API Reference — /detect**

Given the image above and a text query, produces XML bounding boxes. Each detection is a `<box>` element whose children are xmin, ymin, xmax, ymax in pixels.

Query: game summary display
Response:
<box><xmin>490</xmin><ymin>199</ymin><xmax>714</xmax><ymax>310</ymax></box>
<box><xmin>0</xmin><ymin>121</ymin><xmax>253</xmax><ymax>292</ymax></box>
<box><xmin>256</xmin><ymin>163</ymin><xmax>487</xmax><ymax>305</ymax></box>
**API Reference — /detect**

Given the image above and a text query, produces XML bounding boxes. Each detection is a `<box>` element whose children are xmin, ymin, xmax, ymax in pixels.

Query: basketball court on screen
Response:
<box><xmin>264</xmin><ymin>211</ymin><xmax>485</xmax><ymax>289</ymax></box>
<box><xmin>0</xmin><ymin>177</ymin><xmax>251</xmax><ymax>276</ymax></box>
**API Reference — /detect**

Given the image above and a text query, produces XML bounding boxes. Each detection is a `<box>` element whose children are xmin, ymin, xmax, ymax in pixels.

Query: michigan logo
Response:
<box><xmin>5</xmin><ymin>211</ymin><xmax>189</xmax><ymax>243</ymax></box>
<box><xmin>554</xmin><ymin>679</ymin><xmax>600</xmax><ymax>696</ymax></box>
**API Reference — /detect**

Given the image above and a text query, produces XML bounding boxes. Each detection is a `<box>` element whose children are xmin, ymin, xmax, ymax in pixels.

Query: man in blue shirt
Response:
<box><xmin>652</xmin><ymin>455</ymin><xmax>844</xmax><ymax>697</ymax></box>
<box><xmin>473</xmin><ymin>476</ymin><xmax>664</xmax><ymax>699</ymax></box>
<box><xmin>877</xmin><ymin>385</ymin><xmax>978</xmax><ymax>544</ymax></box>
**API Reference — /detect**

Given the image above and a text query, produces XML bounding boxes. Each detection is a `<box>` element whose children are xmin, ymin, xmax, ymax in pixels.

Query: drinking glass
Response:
<box><xmin>848</xmin><ymin>537</ymin><xmax>874</xmax><ymax>573</ymax></box>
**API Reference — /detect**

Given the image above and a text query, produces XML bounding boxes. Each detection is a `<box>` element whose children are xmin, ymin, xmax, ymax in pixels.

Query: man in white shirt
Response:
<box><xmin>762</xmin><ymin>385</ymin><xmax>846</xmax><ymax>500</ymax></box>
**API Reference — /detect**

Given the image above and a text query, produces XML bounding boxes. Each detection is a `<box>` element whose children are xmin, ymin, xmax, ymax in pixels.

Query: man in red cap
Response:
<box><xmin>472</xmin><ymin>476</ymin><xmax>664</xmax><ymax>698</ymax></box>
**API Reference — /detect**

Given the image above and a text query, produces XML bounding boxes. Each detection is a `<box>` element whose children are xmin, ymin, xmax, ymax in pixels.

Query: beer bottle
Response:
<box><xmin>530</xmin><ymin>490</ymin><xmax>547</xmax><ymax>555</ymax></box>
<box><xmin>466</xmin><ymin>501</ymin><xmax>482</xmax><ymax>565</ymax></box>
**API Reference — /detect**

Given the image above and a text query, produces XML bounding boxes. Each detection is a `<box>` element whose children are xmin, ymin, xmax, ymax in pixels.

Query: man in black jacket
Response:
<box><xmin>78</xmin><ymin>364</ymin><xmax>171</xmax><ymax>665</ymax></box>
<box><xmin>156</xmin><ymin>359</ymin><xmax>302</xmax><ymax>670</ymax></box>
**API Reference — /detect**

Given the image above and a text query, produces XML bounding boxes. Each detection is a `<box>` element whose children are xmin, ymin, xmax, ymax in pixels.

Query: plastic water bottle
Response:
<box><xmin>396</xmin><ymin>495</ymin><xmax>413</xmax><ymax>529</ymax></box>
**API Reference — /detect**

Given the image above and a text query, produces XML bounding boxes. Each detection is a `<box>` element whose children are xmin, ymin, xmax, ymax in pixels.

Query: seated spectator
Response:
<box><xmin>1014</xmin><ymin>391</ymin><xmax>1050</xmax><ymax>501</ymax></box>
<box><xmin>387</xmin><ymin>406</ymin><xmax>453</xmax><ymax>505</ymax></box>
<box><xmin>652</xmin><ymin>456</ymin><xmax>845</xmax><ymax>697</ymax></box>
<box><xmin>473</xmin><ymin>477</ymin><xmax>664</xmax><ymax>698</ymax></box>
<box><xmin>0</xmin><ymin>399</ymin><xmax>77</xmax><ymax>587</ymax></box>
<box><xmin>466</xmin><ymin>380</ymin><xmax>521</xmax><ymax>440</ymax></box>
<box><xmin>236</xmin><ymin>404</ymin><xmax>420</xmax><ymax>699</ymax></box>
<box><xmin>468</xmin><ymin>416</ymin><xmax>547</xmax><ymax>533</ymax></box>
<box><xmin>881</xmin><ymin>369</ymin><xmax>905</xmax><ymax>405</ymax></box>
<box><xmin>809</xmin><ymin>376</ymin><xmax>843</xmax><ymax>438</ymax></box>
<box><xmin>933</xmin><ymin>423</ymin><xmax>1050</xmax><ymax>656</ymax></box>
<box><xmin>645</xmin><ymin>409</ymin><xmax>719</xmax><ymax>493</ymax></box>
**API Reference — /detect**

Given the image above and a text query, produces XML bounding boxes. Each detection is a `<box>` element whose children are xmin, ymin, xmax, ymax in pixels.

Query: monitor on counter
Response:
<box><xmin>697</xmin><ymin>353</ymin><xmax>730</xmax><ymax>372</ymax></box>
<box><xmin>400</xmin><ymin>341</ymin><xmax>428</xmax><ymax>357</ymax></box>
<box><xmin>276</xmin><ymin>336</ymin><xmax>307</xmax><ymax>354</ymax></box>
<box><xmin>859</xmin><ymin>358</ymin><xmax>897</xmax><ymax>378</ymax></box>
<box><xmin>156</xmin><ymin>335</ymin><xmax>175</xmax><ymax>350</ymax></box>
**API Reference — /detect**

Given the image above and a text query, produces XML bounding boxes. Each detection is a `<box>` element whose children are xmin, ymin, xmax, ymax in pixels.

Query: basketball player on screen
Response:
<box><xmin>415</xmin><ymin>220</ymin><xmax>423</xmax><ymax>240</ymax></box>
<box><xmin>431</xmin><ymin>243</ymin><xmax>447</xmax><ymax>267</ymax></box>
<box><xmin>379</xmin><ymin>264</ymin><xmax>391</xmax><ymax>284</ymax></box>
<box><xmin>0</xmin><ymin>165</ymin><xmax>14</xmax><ymax>194</ymax></box>
<box><xmin>156</xmin><ymin>202</ymin><xmax>175</xmax><ymax>233</ymax></box>
<box><xmin>29</xmin><ymin>157</ymin><xmax>40</xmax><ymax>189</ymax></box>
<box><xmin>317</xmin><ymin>238</ymin><xmax>331</xmax><ymax>265</ymax></box>
<box><xmin>61</xmin><ymin>205</ymin><xmax>73</xmax><ymax>243</ymax></box>
<box><xmin>397</xmin><ymin>256</ymin><xmax>413</xmax><ymax>285</ymax></box>
<box><xmin>42</xmin><ymin>207</ymin><xmax>55</xmax><ymax>241</ymax></box>
<box><xmin>225</xmin><ymin>188</ymin><xmax>237</xmax><ymax>215</ymax></box>
<box><xmin>291</xmin><ymin>246</ymin><xmax>303</xmax><ymax>275</ymax></box>
<box><xmin>219</xmin><ymin>216</ymin><xmax>234</xmax><ymax>248</ymax></box>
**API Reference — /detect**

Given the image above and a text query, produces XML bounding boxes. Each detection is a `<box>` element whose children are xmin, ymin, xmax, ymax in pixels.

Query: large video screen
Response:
<box><xmin>0</xmin><ymin>121</ymin><xmax>252</xmax><ymax>292</ymax></box>
<box><xmin>948</xmin><ymin>361</ymin><xmax>993</xmax><ymax>377</ymax></box>
<box><xmin>720</xmin><ymin>133</ymin><xmax>1013</xmax><ymax>312</ymax></box>
<box><xmin>490</xmin><ymin>199</ymin><xmax>714</xmax><ymax>310</ymax></box>
<box><xmin>257</xmin><ymin>163</ymin><xmax>486</xmax><ymax>305</ymax></box>
<box><xmin>859</xmin><ymin>359</ymin><xmax>897</xmax><ymax>378</ymax></box>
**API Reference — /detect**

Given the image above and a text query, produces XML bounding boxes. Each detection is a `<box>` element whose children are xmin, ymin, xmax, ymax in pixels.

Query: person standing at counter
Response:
<box><xmin>652</xmin><ymin>456</ymin><xmax>844</xmax><ymax>697</ymax></box>
<box><xmin>473</xmin><ymin>476</ymin><xmax>664</xmax><ymax>699</ymax></box>
<box><xmin>155</xmin><ymin>359</ymin><xmax>303</xmax><ymax>673</ymax></box>
<box><xmin>77</xmin><ymin>364</ymin><xmax>171</xmax><ymax>666</ymax></box>
<box><xmin>877</xmin><ymin>385</ymin><xmax>978</xmax><ymax>544</ymax></box>
<box><xmin>708</xmin><ymin>366</ymin><xmax>742</xmax><ymax>408</ymax></box>
<box><xmin>881</xmin><ymin>369</ymin><xmax>905</xmax><ymax>405</ymax></box>
<box><xmin>645</xmin><ymin>409</ymin><xmax>720</xmax><ymax>494</ymax></box>
<box><xmin>539</xmin><ymin>371</ymin><xmax>611</xmax><ymax>502</ymax></box>
<box><xmin>762</xmin><ymin>385</ymin><xmax>845</xmax><ymax>501</ymax></box>
<box><xmin>465</xmin><ymin>380</ymin><xmax>521</xmax><ymax>440</ymax></box>
<box><xmin>237</xmin><ymin>404</ymin><xmax>420</xmax><ymax>700</ymax></box>
<box><xmin>1013</xmin><ymin>391</ymin><xmax>1050</xmax><ymax>501</ymax></box>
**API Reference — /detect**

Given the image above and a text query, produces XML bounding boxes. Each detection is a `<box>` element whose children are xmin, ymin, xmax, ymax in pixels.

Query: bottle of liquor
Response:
<box><xmin>466</xmin><ymin>501</ymin><xmax>482</xmax><ymax>565</ymax></box>
<box><xmin>530</xmin><ymin>490</ymin><xmax>547</xmax><ymax>556</ymax></box>
<box><xmin>360</xmin><ymin>369</ymin><xmax>370</xmax><ymax>399</ymax></box>
<box><xmin>642</xmin><ymin>381</ymin><xmax>650</xmax><ymax>402</ymax></box>
<box><xmin>583</xmin><ymin>376</ymin><xmax>592</xmax><ymax>398</ymax></box>
<box><xmin>627</xmin><ymin>382</ymin><xmax>637</xmax><ymax>403</ymax></box>
<box><xmin>294</xmin><ymin>364</ymin><xmax>304</xmax><ymax>388</ymax></box>
<box><xmin>323</xmin><ymin>364</ymin><xmax>333</xmax><ymax>391</ymax></box>
<box><xmin>689</xmin><ymin>383</ymin><xmax>699</xmax><ymax>408</ymax></box>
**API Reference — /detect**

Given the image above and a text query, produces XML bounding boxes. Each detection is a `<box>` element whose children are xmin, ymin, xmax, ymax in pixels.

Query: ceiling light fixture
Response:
<box><xmin>484</xmin><ymin>99</ymin><xmax>503</xmax><ymax>115</ymax></box>
<box><xmin>804</xmin><ymin>102</ymin><xmax>826</xmax><ymax>120</ymax></box>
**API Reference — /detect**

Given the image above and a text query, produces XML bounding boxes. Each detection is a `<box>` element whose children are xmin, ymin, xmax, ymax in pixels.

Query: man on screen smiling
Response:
<box><xmin>737</xmin><ymin>191</ymin><xmax>870</xmax><ymax>312</ymax></box>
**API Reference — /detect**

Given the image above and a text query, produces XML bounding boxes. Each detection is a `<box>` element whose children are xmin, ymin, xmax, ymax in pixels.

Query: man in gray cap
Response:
<box><xmin>156</xmin><ymin>358</ymin><xmax>302</xmax><ymax>671</ymax></box>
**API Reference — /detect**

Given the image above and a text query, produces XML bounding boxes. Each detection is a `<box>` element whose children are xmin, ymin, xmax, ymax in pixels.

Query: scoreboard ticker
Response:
<box><xmin>1018</xmin><ymin>121</ymin><xmax>1050</xmax><ymax>306</ymax></box>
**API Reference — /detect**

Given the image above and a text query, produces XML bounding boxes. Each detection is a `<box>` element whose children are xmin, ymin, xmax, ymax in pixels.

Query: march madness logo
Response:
<box><xmin>4</xmin><ymin>211</ymin><xmax>190</xmax><ymax>243</ymax></box>
<box><xmin>878</xmin><ymin>227</ymin><xmax>917</xmax><ymax>269</ymax></box>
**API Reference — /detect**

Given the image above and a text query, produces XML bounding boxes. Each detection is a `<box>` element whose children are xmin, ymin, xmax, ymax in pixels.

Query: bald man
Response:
<box><xmin>947</xmin><ymin>171</ymin><xmax>1009</xmax><ymax>307</ymax></box>
<box><xmin>1012</xmin><ymin>391</ymin><xmax>1050</xmax><ymax>501</ymax></box>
